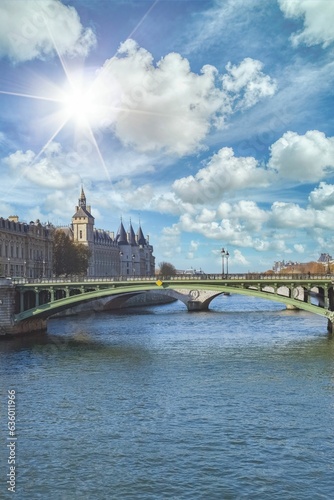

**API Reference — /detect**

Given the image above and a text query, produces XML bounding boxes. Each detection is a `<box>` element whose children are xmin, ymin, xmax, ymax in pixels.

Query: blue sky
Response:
<box><xmin>1</xmin><ymin>0</ymin><xmax>334</xmax><ymax>273</ymax></box>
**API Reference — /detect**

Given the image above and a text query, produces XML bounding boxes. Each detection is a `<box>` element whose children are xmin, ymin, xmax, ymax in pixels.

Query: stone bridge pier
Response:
<box><xmin>0</xmin><ymin>279</ymin><xmax>46</xmax><ymax>337</ymax></box>
<box><xmin>159</xmin><ymin>288</ymin><xmax>222</xmax><ymax>311</ymax></box>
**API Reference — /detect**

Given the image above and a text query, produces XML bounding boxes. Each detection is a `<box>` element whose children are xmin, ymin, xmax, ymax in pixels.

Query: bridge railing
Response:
<box><xmin>10</xmin><ymin>273</ymin><xmax>334</xmax><ymax>285</ymax></box>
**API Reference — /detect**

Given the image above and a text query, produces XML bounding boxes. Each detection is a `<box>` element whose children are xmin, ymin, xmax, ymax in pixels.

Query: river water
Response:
<box><xmin>1</xmin><ymin>295</ymin><xmax>334</xmax><ymax>499</ymax></box>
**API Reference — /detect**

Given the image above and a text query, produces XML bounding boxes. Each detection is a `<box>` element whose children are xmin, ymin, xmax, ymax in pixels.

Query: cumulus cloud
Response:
<box><xmin>219</xmin><ymin>200</ymin><xmax>269</xmax><ymax>231</ymax></box>
<box><xmin>294</xmin><ymin>244</ymin><xmax>305</xmax><ymax>254</ymax></box>
<box><xmin>91</xmin><ymin>40</ymin><xmax>276</xmax><ymax>156</ymax></box>
<box><xmin>0</xmin><ymin>0</ymin><xmax>96</xmax><ymax>62</ymax></box>
<box><xmin>279</xmin><ymin>0</ymin><xmax>334</xmax><ymax>48</ymax></box>
<box><xmin>222</xmin><ymin>58</ymin><xmax>277</xmax><ymax>109</ymax></box>
<box><xmin>81</xmin><ymin>129</ymin><xmax>334</xmax><ymax>256</ymax></box>
<box><xmin>177</xmin><ymin>210</ymin><xmax>289</xmax><ymax>252</ymax></box>
<box><xmin>308</xmin><ymin>182</ymin><xmax>334</xmax><ymax>209</ymax></box>
<box><xmin>233</xmin><ymin>249</ymin><xmax>250</xmax><ymax>266</ymax></box>
<box><xmin>4</xmin><ymin>143</ymin><xmax>80</xmax><ymax>188</ymax></box>
<box><xmin>172</xmin><ymin>147</ymin><xmax>271</xmax><ymax>203</ymax></box>
<box><xmin>268</xmin><ymin>131</ymin><xmax>334</xmax><ymax>182</ymax></box>
<box><xmin>270</xmin><ymin>200</ymin><xmax>334</xmax><ymax>230</ymax></box>
<box><xmin>187</xmin><ymin>240</ymin><xmax>200</xmax><ymax>259</ymax></box>
<box><xmin>270</xmin><ymin>202</ymin><xmax>315</xmax><ymax>228</ymax></box>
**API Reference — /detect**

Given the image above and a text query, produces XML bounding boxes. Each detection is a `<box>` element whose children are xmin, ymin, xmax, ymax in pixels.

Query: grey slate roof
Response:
<box><xmin>116</xmin><ymin>221</ymin><xmax>128</xmax><ymax>244</ymax></box>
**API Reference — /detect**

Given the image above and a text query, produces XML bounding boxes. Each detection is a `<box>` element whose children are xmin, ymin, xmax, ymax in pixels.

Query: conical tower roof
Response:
<box><xmin>128</xmin><ymin>222</ymin><xmax>137</xmax><ymax>246</ymax></box>
<box><xmin>136</xmin><ymin>225</ymin><xmax>146</xmax><ymax>246</ymax></box>
<box><xmin>116</xmin><ymin>221</ymin><xmax>128</xmax><ymax>244</ymax></box>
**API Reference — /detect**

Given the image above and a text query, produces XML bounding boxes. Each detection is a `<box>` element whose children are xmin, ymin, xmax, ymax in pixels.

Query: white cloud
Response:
<box><xmin>173</xmin><ymin>147</ymin><xmax>271</xmax><ymax>203</ymax></box>
<box><xmin>270</xmin><ymin>201</ymin><xmax>315</xmax><ymax>228</ymax></box>
<box><xmin>91</xmin><ymin>40</ymin><xmax>276</xmax><ymax>156</ymax></box>
<box><xmin>268</xmin><ymin>130</ymin><xmax>334</xmax><ymax>182</ymax></box>
<box><xmin>187</xmin><ymin>240</ymin><xmax>200</xmax><ymax>259</ymax></box>
<box><xmin>4</xmin><ymin>144</ymin><xmax>80</xmax><ymax>189</ymax></box>
<box><xmin>270</xmin><ymin>201</ymin><xmax>334</xmax><ymax>231</ymax></box>
<box><xmin>308</xmin><ymin>182</ymin><xmax>334</xmax><ymax>209</ymax></box>
<box><xmin>44</xmin><ymin>190</ymin><xmax>74</xmax><ymax>217</ymax></box>
<box><xmin>0</xmin><ymin>0</ymin><xmax>96</xmax><ymax>62</ymax></box>
<box><xmin>294</xmin><ymin>244</ymin><xmax>305</xmax><ymax>253</ymax></box>
<box><xmin>233</xmin><ymin>249</ymin><xmax>250</xmax><ymax>266</ymax></box>
<box><xmin>185</xmin><ymin>0</ymin><xmax>260</xmax><ymax>54</ymax></box>
<box><xmin>222</xmin><ymin>58</ymin><xmax>277</xmax><ymax>109</ymax></box>
<box><xmin>279</xmin><ymin>0</ymin><xmax>334</xmax><ymax>48</ymax></box>
<box><xmin>176</xmin><ymin>211</ymin><xmax>291</xmax><ymax>253</ymax></box>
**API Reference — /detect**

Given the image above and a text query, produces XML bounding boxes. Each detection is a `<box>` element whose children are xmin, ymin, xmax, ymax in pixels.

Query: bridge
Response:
<box><xmin>1</xmin><ymin>274</ymin><xmax>334</xmax><ymax>336</ymax></box>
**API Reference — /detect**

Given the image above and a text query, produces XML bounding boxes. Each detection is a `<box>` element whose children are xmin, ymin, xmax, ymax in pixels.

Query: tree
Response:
<box><xmin>158</xmin><ymin>261</ymin><xmax>177</xmax><ymax>276</ymax></box>
<box><xmin>52</xmin><ymin>230</ymin><xmax>91</xmax><ymax>276</ymax></box>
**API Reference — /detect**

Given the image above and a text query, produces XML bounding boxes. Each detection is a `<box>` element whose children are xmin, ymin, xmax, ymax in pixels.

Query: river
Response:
<box><xmin>1</xmin><ymin>295</ymin><xmax>334</xmax><ymax>499</ymax></box>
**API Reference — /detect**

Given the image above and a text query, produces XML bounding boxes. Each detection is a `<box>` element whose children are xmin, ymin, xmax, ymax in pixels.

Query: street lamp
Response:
<box><xmin>221</xmin><ymin>248</ymin><xmax>225</xmax><ymax>276</ymax></box>
<box><xmin>132</xmin><ymin>254</ymin><xmax>135</xmax><ymax>275</ymax></box>
<box><xmin>221</xmin><ymin>248</ymin><xmax>230</xmax><ymax>277</ymax></box>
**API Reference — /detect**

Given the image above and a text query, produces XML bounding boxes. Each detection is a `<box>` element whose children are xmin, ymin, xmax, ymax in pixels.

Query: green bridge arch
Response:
<box><xmin>13</xmin><ymin>275</ymin><xmax>334</xmax><ymax>331</ymax></box>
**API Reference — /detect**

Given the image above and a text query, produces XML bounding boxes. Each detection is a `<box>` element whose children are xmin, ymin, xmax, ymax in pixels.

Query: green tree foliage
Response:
<box><xmin>158</xmin><ymin>261</ymin><xmax>177</xmax><ymax>276</ymax></box>
<box><xmin>53</xmin><ymin>230</ymin><xmax>91</xmax><ymax>276</ymax></box>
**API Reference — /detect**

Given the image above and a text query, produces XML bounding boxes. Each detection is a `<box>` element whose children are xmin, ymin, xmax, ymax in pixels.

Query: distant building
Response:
<box><xmin>318</xmin><ymin>253</ymin><xmax>332</xmax><ymax>264</ymax></box>
<box><xmin>60</xmin><ymin>188</ymin><xmax>155</xmax><ymax>277</ymax></box>
<box><xmin>182</xmin><ymin>268</ymin><xmax>205</xmax><ymax>275</ymax></box>
<box><xmin>273</xmin><ymin>254</ymin><xmax>334</xmax><ymax>273</ymax></box>
<box><xmin>0</xmin><ymin>216</ymin><xmax>53</xmax><ymax>278</ymax></box>
<box><xmin>272</xmin><ymin>260</ymin><xmax>299</xmax><ymax>273</ymax></box>
<box><xmin>0</xmin><ymin>188</ymin><xmax>155</xmax><ymax>279</ymax></box>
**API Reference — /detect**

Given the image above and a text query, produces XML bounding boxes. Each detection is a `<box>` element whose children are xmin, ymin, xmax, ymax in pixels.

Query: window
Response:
<box><xmin>80</xmin><ymin>230</ymin><xmax>83</xmax><ymax>239</ymax></box>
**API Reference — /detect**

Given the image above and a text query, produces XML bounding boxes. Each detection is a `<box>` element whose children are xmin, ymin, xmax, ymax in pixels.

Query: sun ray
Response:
<box><xmin>0</xmin><ymin>89</ymin><xmax>60</xmax><ymax>103</ymax></box>
<box><xmin>3</xmin><ymin>115</ymin><xmax>71</xmax><ymax>198</ymax></box>
<box><xmin>86</xmin><ymin>125</ymin><xmax>111</xmax><ymax>183</ymax></box>
<box><xmin>32</xmin><ymin>116</ymin><xmax>70</xmax><ymax>164</ymax></box>
<box><xmin>40</xmin><ymin>10</ymin><xmax>78</xmax><ymax>95</ymax></box>
<box><xmin>127</xmin><ymin>0</ymin><xmax>160</xmax><ymax>40</ymax></box>
<box><xmin>0</xmin><ymin>0</ymin><xmax>164</xmax><ymax>197</ymax></box>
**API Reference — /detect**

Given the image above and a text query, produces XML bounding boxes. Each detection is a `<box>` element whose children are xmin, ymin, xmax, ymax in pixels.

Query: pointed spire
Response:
<box><xmin>136</xmin><ymin>225</ymin><xmax>146</xmax><ymax>246</ymax></box>
<box><xmin>116</xmin><ymin>220</ymin><xmax>128</xmax><ymax>244</ymax></box>
<box><xmin>128</xmin><ymin>221</ymin><xmax>137</xmax><ymax>246</ymax></box>
<box><xmin>79</xmin><ymin>186</ymin><xmax>86</xmax><ymax>208</ymax></box>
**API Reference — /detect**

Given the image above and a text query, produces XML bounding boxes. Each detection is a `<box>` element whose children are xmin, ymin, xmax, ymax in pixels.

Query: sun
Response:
<box><xmin>60</xmin><ymin>81</ymin><xmax>98</xmax><ymax>125</ymax></box>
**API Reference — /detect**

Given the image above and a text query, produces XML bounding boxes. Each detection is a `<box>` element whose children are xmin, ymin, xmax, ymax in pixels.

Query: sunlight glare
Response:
<box><xmin>61</xmin><ymin>83</ymin><xmax>97</xmax><ymax>125</ymax></box>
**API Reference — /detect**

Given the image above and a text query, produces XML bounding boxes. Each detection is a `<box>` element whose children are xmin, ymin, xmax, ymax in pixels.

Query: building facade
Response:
<box><xmin>0</xmin><ymin>216</ymin><xmax>53</xmax><ymax>278</ymax></box>
<box><xmin>68</xmin><ymin>188</ymin><xmax>155</xmax><ymax>277</ymax></box>
<box><xmin>0</xmin><ymin>189</ymin><xmax>155</xmax><ymax>279</ymax></box>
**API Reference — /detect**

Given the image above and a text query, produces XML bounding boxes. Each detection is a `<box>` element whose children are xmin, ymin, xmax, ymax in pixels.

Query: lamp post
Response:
<box><xmin>225</xmin><ymin>251</ymin><xmax>230</xmax><ymax>276</ymax></box>
<box><xmin>221</xmin><ymin>248</ymin><xmax>225</xmax><ymax>276</ymax></box>
<box><xmin>132</xmin><ymin>254</ymin><xmax>135</xmax><ymax>276</ymax></box>
<box><xmin>221</xmin><ymin>248</ymin><xmax>230</xmax><ymax>277</ymax></box>
<box><xmin>119</xmin><ymin>251</ymin><xmax>123</xmax><ymax>277</ymax></box>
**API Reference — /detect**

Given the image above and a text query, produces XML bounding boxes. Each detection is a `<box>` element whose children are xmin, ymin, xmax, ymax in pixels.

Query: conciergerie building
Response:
<box><xmin>0</xmin><ymin>188</ymin><xmax>155</xmax><ymax>279</ymax></box>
